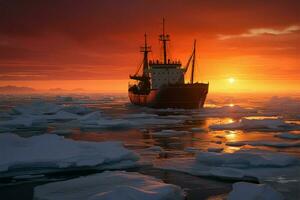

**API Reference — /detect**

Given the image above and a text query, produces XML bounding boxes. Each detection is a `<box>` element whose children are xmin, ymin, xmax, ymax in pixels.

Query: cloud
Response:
<box><xmin>218</xmin><ymin>25</ymin><xmax>300</xmax><ymax>40</ymax></box>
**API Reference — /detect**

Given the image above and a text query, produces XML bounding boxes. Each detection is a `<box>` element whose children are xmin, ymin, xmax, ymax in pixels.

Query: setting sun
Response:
<box><xmin>228</xmin><ymin>78</ymin><xmax>235</xmax><ymax>84</ymax></box>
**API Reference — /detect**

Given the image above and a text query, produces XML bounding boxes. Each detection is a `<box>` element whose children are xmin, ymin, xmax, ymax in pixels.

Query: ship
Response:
<box><xmin>128</xmin><ymin>19</ymin><xmax>209</xmax><ymax>109</ymax></box>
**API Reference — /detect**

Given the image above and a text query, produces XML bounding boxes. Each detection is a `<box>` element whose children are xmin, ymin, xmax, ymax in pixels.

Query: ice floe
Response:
<box><xmin>79</xmin><ymin>114</ymin><xmax>183</xmax><ymax>130</ymax></box>
<box><xmin>0</xmin><ymin>111</ymin><xmax>79</xmax><ymax>130</ymax></box>
<box><xmin>34</xmin><ymin>171</ymin><xmax>185</xmax><ymax>200</ymax></box>
<box><xmin>43</xmin><ymin>110</ymin><xmax>79</xmax><ymax>121</ymax></box>
<box><xmin>196</xmin><ymin>150</ymin><xmax>298</xmax><ymax>168</ymax></box>
<box><xmin>184</xmin><ymin>147</ymin><xmax>200</xmax><ymax>153</ymax></box>
<box><xmin>0</xmin><ymin>102</ymin><xmax>95</xmax><ymax>131</ymax></box>
<box><xmin>210</xmin><ymin>117</ymin><xmax>296</xmax><ymax>131</ymax></box>
<box><xmin>226</xmin><ymin>140</ymin><xmax>300</xmax><ymax>148</ymax></box>
<box><xmin>55</xmin><ymin>96</ymin><xmax>73</xmax><ymax>102</ymax></box>
<box><xmin>0</xmin><ymin>133</ymin><xmax>139</xmax><ymax>176</ymax></box>
<box><xmin>123</xmin><ymin>112</ymin><xmax>159</xmax><ymax>119</ymax></box>
<box><xmin>150</xmin><ymin>130</ymin><xmax>190</xmax><ymax>137</ymax></box>
<box><xmin>275</xmin><ymin>132</ymin><xmax>300</xmax><ymax>140</ymax></box>
<box><xmin>12</xmin><ymin>102</ymin><xmax>62</xmax><ymax>115</ymax></box>
<box><xmin>155</xmin><ymin>149</ymin><xmax>300</xmax><ymax>179</ymax></box>
<box><xmin>62</xmin><ymin>105</ymin><xmax>93</xmax><ymax>114</ymax></box>
<box><xmin>79</xmin><ymin>118</ymin><xmax>135</xmax><ymax>130</ymax></box>
<box><xmin>228</xmin><ymin>182</ymin><xmax>283</xmax><ymax>200</ymax></box>
<box><xmin>190</xmin><ymin>127</ymin><xmax>206</xmax><ymax>132</ymax></box>
<box><xmin>154</xmin><ymin>149</ymin><xmax>300</xmax><ymax>199</ymax></box>
<box><xmin>0</xmin><ymin>114</ymin><xmax>47</xmax><ymax>128</ymax></box>
<box><xmin>79</xmin><ymin>111</ymin><xmax>102</xmax><ymax>121</ymax></box>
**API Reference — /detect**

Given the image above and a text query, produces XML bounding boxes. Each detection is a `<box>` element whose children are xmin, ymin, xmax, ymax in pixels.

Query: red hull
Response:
<box><xmin>128</xmin><ymin>83</ymin><xmax>209</xmax><ymax>109</ymax></box>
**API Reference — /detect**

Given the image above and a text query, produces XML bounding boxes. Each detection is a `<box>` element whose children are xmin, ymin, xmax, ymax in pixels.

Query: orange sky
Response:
<box><xmin>0</xmin><ymin>0</ymin><xmax>299</xmax><ymax>93</ymax></box>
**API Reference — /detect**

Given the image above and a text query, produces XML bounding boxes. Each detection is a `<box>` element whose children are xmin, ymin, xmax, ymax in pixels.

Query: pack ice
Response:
<box><xmin>1</xmin><ymin>101</ymin><xmax>187</xmax><ymax>131</ymax></box>
<box><xmin>34</xmin><ymin>171</ymin><xmax>185</xmax><ymax>200</ymax></box>
<box><xmin>0</xmin><ymin>101</ymin><xmax>83</xmax><ymax>130</ymax></box>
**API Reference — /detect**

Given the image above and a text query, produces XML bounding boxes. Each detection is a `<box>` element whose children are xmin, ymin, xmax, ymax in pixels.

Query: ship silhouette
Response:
<box><xmin>128</xmin><ymin>19</ymin><xmax>209</xmax><ymax>109</ymax></box>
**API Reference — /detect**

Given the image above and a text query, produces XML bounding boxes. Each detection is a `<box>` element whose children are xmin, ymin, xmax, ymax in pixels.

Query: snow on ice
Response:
<box><xmin>0</xmin><ymin>133</ymin><xmax>139</xmax><ymax>176</ymax></box>
<box><xmin>154</xmin><ymin>149</ymin><xmax>300</xmax><ymax>199</ymax></box>
<box><xmin>228</xmin><ymin>182</ymin><xmax>283</xmax><ymax>200</ymax></box>
<box><xmin>34</xmin><ymin>171</ymin><xmax>185</xmax><ymax>200</ymax></box>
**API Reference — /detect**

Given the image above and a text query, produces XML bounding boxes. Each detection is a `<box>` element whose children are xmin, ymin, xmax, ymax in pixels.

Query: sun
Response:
<box><xmin>228</xmin><ymin>77</ymin><xmax>235</xmax><ymax>84</ymax></box>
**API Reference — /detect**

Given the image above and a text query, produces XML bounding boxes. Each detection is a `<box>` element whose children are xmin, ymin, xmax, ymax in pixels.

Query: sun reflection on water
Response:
<box><xmin>225</xmin><ymin>146</ymin><xmax>241</xmax><ymax>153</ymax></box>
<box><xmin>225</xmin><ymin>130</ymin><xmax>237</xmax><ymax>140</ymax></box>
<box><xmin>226</xmin><ymin>118</ymin><xmax>234</xmax><ymax>123</ymax></box>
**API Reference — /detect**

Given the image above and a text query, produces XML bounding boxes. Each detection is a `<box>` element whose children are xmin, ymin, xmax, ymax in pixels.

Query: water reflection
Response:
<box><xmin>225</xmin><ymin>130</ymin><xmax>237</xmax><ymax>140</ymax></box>
<box><xmin>66</xmin><ymin>111</ymin><xmax>300</xmax><ymax>158</ymax></box>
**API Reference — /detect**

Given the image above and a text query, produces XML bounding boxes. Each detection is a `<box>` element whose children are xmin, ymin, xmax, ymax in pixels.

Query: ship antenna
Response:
<box><xmin>159</xmin><ymin>18</ymin><xmax>170</xmax><ymax>64</ymax></box>
<box><xmin>190</xmin><ymin>40</ymin><xmax>196</xmax><ymax>84</ymax></box>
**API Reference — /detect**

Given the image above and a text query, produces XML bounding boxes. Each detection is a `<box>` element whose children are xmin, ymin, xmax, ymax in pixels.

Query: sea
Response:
<box><xmin>0</xmin><ymin>92</ymin><xmax>299</xmax><ymax>200</ymax></box>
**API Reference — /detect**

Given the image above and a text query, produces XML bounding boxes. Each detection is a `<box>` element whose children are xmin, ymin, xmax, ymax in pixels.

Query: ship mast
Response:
<box><xmin>159</xmin><ymin>18</ymin><xmax>170</xmax><ymax>64</ymax></box>
<box><xmin>140</xmin><ymin>33</ymin><xmax>151</xmax><ymax>76</ymax></box>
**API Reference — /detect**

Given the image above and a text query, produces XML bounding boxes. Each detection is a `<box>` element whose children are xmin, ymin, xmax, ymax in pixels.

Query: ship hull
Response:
<box><xmin>128</xmin><ymin>83</ymin><xmax>209</xmax><ymax>109</ymax></box>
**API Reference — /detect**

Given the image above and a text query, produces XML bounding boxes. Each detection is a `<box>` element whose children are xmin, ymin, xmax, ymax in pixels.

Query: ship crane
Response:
<box><xmin>184</xmin><ymin>40</ymin><xmax>197</xmax><ymax>84</ymax></box>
